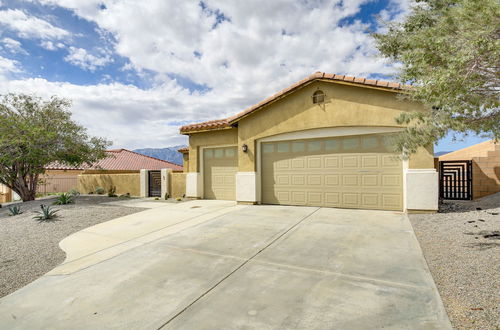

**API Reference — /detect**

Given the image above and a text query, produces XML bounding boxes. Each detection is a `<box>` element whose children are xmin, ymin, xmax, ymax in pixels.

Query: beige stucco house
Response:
<box><xmin>180</xmin><ymin>72</ymin><xmax>438</xmax><ymax>212</ymax></box>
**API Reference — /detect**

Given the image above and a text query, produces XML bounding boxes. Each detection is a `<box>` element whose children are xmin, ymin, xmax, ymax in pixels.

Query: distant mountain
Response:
<box><xmin>434</xmin><ymin>151</ymin><xmax>452</xmax><ymax>157</ymax></box>
<box><xmin>133</xmin><ymin>145</ymin><xmax>187</xmax><ymax>165</ymax></box>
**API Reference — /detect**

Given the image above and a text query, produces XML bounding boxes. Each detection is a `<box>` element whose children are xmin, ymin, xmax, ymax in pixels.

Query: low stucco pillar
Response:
<box><xmin>161</xmin><ymin>168</ymin><xmax>172</xmax><ymax>198</ymax></box>
<box><xmin>186</xmin><ymin>172</ymin><xmax>202</xmax><ymax>198</ymax></box>
<box><xmin>236</xmin><ymin>172</ymin><xmax>260</xmax><ymax>203</ymax></box>
<box><xmin>139</xmin><ymin>169</ymin><xmax>148</xmax><ymax>198</ymax></box>
<box><xmin>405</xmin><ymin>169</ymin><xmax>439</xmax><ymax>211</ymax></box>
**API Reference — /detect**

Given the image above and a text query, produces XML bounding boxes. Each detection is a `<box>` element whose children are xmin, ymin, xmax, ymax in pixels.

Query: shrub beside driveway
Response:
<box><xmin>409</xmin><ymin>193</ymin><xmax>500</xmax><ymax>330</ymax></box>
<box><xmin>0</xmin><ymin>196</ymin><xmax>146</xmax><ymax>298</ymax></box>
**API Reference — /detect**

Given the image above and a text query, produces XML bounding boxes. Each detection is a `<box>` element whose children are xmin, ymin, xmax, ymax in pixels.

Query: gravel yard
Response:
<box><xmin>409</xmin><ymin>193</ymin><xmax>500</xmax><ymax>330</ymax></box>
<box><xmin>0</xmin><ymin>196</ymin><xmax>146</xmax><ymax>298</ymax></box>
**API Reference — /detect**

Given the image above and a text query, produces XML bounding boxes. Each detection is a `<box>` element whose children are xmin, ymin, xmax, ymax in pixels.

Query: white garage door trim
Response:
<box><xmin>200</xmin><ymin>144</ymin><xmax>237</xmax><ymax>199</ymax></box>
<box><xmin>255</xmin><ymin>126</ymin><xmax>408</xmax><ymax>210</ymax></box>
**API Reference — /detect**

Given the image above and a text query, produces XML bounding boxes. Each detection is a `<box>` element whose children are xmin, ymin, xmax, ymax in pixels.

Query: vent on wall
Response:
<box><xmin>312</xmin><ymin>90</ymin><xmax>325</xmax><ymax>104</ymax></box>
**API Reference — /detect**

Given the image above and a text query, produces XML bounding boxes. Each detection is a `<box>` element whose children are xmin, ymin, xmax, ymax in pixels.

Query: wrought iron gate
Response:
<box><xmin>148</xmin><ymin>170</ymin><xmax>161</xmax><ymax>197</ymax></box>
<box><xmin>439</xmin><ymin>160</ymin><xmax>472</xmax><ymax>200</ymax></box>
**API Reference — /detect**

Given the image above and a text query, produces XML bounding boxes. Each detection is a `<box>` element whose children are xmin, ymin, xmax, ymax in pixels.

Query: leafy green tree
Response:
<box><xmin>373</xmin><ymin>0</ymin><xmax>499</xmax><ymax>155</ymax></box>
<box><xmin>0</xmin><ymin>94</ymin><xmax>110</xmax><ymax>201</ymax></box>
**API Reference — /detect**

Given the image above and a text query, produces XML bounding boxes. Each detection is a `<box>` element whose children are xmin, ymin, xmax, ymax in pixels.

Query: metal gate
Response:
<box><xmin>148</xmin><ymin>170</ymin><xmax>161</xmax><ymax>197</ymax></box>
<box><xmin>439</xmin><ymin>160</ymin><xmax>472</xmax><ymax>200</ymax></box>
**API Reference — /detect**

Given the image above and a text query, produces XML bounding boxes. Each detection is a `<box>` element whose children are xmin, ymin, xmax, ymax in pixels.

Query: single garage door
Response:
<box><xmin>203</xmin><ymin>146</ymin><xmax>237</xmax><ymax>200</ymax></box>
<box><xmin>261</xmin><ymin>134</ymin><xmax>403</xmax><ymax>211</ymax></box>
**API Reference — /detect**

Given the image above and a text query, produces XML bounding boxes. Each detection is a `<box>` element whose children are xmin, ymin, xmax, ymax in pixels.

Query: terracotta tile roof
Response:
<box><xmin>177</xmin><ymin>147</ymin><xmax>189</xmax><ymax>153</ymax></box>
<box><xmin>45</xmin><ymin>162</ymin><xmax>85</xmax><ymax>170</ymax></box>
<box><xmin>180</xmin><ymin>119</ymin><xmax>232</xmax><ymax>134</ymax></box>
<box><xmin>180</xmin><ymin>72</ymin><xmax>407</xmax><ymax>134</ymax></box>
<box><xmin>46</xmin><ymin>149</ymin><xmax>183</xmax><ymax>171</ymax></box>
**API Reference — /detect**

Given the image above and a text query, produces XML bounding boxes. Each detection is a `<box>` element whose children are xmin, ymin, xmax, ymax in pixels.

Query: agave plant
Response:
<box><xmin>8</xmin><ymin>205</ymin><xmax>23</xmax><ymax>216</ymax></box>
<box><xmin>53</xmin><ymin>193</ymin><xmax>74</xmax><ymax>205</ymax></box>
<box><xmin>33</xmin><ymin>204</ymin><xmax>59</xmax><ymax>221</ymax></box>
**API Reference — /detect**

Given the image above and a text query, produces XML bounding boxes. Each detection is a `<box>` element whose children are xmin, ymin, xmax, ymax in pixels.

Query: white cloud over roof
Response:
<box><xmin>0</xmin><ymin>0</ymin><xmax>412</xmax><ymax>149</ymax></box>
<box><xmin>0</xmin><ymin>8</ymin><xmax>70</xmax><ymax>39</ymax></box>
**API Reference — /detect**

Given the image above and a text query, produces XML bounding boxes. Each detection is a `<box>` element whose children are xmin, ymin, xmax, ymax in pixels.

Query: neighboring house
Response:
<box><xmin>180</xmin><ymin>72</ymin><xmax>437</xmax><ymax>212</ymax></box>
<box><xmin>1</xmin><ymin>148</ymin><xmax>184</xmax><ymax>204</ymax></box>
<box><xmin>43</xmin><ymin>149</ymin><xmax>183</xmax><ymax>195</ymax></box>
<box><xmin>439</xmin><ymin>140</ymin><xmax>499</xmax><ymax>199</ymax></box>
<box><xmin>88</xmin><ymin>149</ymin><xmax>183</xmax><ymax>171</ymax></box>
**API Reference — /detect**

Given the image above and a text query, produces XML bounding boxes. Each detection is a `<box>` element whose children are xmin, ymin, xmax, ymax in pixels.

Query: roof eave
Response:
<box><xmin>180</xmin><ymin>125</ymin><xmax>234</xmax><ymax>135</ymax></box>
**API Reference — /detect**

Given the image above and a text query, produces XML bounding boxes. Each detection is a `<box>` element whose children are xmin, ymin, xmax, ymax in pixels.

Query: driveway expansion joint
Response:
<box><xmin>157</xmin><ymin>207</ymin><xmax>321</xmax><ymax>329</ymax></box>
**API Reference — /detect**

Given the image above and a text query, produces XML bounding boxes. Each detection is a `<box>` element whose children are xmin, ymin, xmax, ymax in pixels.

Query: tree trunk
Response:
<box><xmin>12</xmin><ymin>176</ymin><xmax>37</xmax><ymax>202</ymax></box>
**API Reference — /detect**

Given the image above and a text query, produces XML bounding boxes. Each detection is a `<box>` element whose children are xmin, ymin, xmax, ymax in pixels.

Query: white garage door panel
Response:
<box><xmin>261</xmin><ymin>135</ymin><xmax>403</xmax><ymax>211</ymax></box>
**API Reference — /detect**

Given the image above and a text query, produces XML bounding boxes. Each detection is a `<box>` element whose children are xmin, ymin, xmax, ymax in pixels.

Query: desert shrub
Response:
<box><xmin>164</xmin><ymin>192</ymin><xmax>169</xmax><ymax>200</ymax></box>
<box><xmin>53</xmin><ymin>193</ymin><xmax>74</xmax><ymax>205</ymax></box>
<box><xmin>119</xmin><ymin>193</ymin><xmax>131</xmax><ymax>198</ymax></box>
<box><xmin>95</xmin><ymin>186</ymin><xmax>105</xmax><ymax>195</ymax></box>
<box><xmin>8</xmin><ymin>205</ymin><xmax>23</xmax><ymax>216</ymax></box>
<box><xmin>68</xmin><ymin>189</ymin><xmax>80</xmax><ymax>196</ymax></box>
<box><xmin>176</xmin><ymin>197</ymin><xmax>182</xmax><ymax>201</ymax></box>
<box><xmin>108</xmin><ymin>186</ymin><xmax>117</xmax><ymax>197</ymax></box>
<box><xmin>33</xmin><ymin>204</ymin><xmax>59</xmax><ymax>221</ymax></box>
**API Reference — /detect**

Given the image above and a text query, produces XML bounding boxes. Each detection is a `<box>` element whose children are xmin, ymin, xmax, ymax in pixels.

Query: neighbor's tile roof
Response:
<box><xmin>180</xmin><ymin>72</ymin><xmax>407</xmax><ymax>134</ymax></box>
<box><xmin>45</xmin><ymin>162</ymin><xmax>85</xmax><ymax>170</ymax></box>
<box><xmin>177</xmin><ymin>147</ymin><xmax>189</xmax><ymax>153</ymax></box>
<box><xmin>46</xmin><ymin>149</ymin><xmax>183</xmax><ymax>171</ymax></box>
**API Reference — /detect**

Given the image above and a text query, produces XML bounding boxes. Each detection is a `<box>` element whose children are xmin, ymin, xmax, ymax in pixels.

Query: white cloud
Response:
<box><xmin>0</xmin><ymin>56</ymin><xmax>21</xmax><ymax>74</ymax></box>
<box><xmin>0</xmin><ymin>9</ymin><xmax>70</xmax><ymax>40</ymax></box>
<box><xmin>1</xmin><ymin>37</ymin><xmax>28</xmax><ymax>55</ymax></box>
<box><xmin>39</xmin><ymin>1</ymin><xmax>400</xmax><ymax>91</ymax></box>
<box><xmin>1</xmin><ymin>0</ymin><xmax>413</xmax><ymax>148</ymax></box>
<box><xmin>0</xmin><ymin>76</ymin><xmax>205</xmax><ymax>148</ymax></box>
<box><xmin>64</xmin><ymin>47</ymin><xmax>113</xmax><ymax>71</ymax></box>
<box><xmin>40</xmin><ymin>40</ymin><xmax>65</xmax><ymax>50</ymax></box>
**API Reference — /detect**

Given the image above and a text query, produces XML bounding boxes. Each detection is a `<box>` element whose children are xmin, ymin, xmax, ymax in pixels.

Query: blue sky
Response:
<box><xmin>0</xmin><ymin>0</ymin><xmax>490</xmax><ymax>151</ymax></box>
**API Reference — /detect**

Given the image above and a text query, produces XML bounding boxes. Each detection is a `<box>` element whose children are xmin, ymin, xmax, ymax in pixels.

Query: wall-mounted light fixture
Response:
<box><xmin>242</xmin><ymin>144</ymin><xmax>248</xmax><ymax>153</ymax></box>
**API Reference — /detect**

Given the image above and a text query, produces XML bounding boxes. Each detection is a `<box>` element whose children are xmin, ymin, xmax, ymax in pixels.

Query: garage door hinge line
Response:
<box><xmin>157</xmin><ymin>207</ymin><xmax>321</xmax><ymax>329</ymax></box>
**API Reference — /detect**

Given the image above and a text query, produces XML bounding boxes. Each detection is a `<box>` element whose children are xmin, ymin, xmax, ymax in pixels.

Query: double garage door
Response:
<box><xmin>261</xmin><ymin>134</ymin><xmax>403</xmax><ymax>211</ymax></box>
<box><xmin>202</xmin><ymin>134</ymin><xmax>403</xmax><ymax>211</ymax></box>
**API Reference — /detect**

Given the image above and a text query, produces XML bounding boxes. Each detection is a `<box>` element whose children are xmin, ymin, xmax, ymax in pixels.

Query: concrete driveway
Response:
<box><xmin>0</xmin><ymin>200</ymin><xmax>451</xmax><ymax>329</ymax></box>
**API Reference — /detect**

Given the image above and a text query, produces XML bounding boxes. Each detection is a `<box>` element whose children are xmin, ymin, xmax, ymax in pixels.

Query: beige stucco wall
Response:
<box><xmin>439</xmin><ymin>140</ymin><xmax>499</xmax><ymax>199</ymax></box>
<box><xmin>185</xmin><ymin>81</ymin><xmax>434</xmax><ymax>172</ymax></box>
<box><xmin>78</xmin><ymin>173</ymin><xmax>140</xmax><ymax>196</ymax></box>
<box><xmin>182</xmin><ymin>153</ymin><xmax>189</xmax><ymax>173</ymax></box>
<box><xmin>439</xmin><ymin>140</ymin><xmax>496</xmax><ymax>161</ymax></box>
<box><xmin>170</xmin><ymin>172</ymin><xmax>186</xmax><ymax>198</ymax></box>
<box><xmin>237</xmin><ymin>81</ymin><xmax>433</xmax><ymax>171</ymax></box>
<box><xmin>187</xmin><ymin>128</ymin><xmax>238</xmax><ymax>172</ymax></box>
<box><xmin>45</xmin><ymin>169</ymin><xmax>84</xmax><ymax>176</ymax></box>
